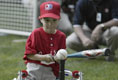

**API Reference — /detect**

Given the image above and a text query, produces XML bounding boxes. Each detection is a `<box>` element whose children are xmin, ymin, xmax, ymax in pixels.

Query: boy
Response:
<box><xmin>21</xmin><ymin>1</ymin><xmax>66</xmax><ymax>80</ymax></box>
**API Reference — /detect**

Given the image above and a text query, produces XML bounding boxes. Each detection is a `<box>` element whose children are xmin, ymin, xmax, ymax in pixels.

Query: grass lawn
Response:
<box><xmin>0</xmin><ymin>35</ymin><xmax>118</xmax><ymax>80</ymax></box>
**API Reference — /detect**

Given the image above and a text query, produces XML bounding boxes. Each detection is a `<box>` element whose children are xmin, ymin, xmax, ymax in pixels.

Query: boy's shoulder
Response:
<box><xmin>32</xmin><ymin>27</ymin><xmax>43</xmax><ymax>32</ymax></box>
<box><xmin>30</xmin><ymin>27</ymin><xmax>43</xmax><ymax>35</ymax></box>
<box><xmin>35</xmin><ymin>27</ymin><xmax>42</xmax><ymax>30</ymax></box>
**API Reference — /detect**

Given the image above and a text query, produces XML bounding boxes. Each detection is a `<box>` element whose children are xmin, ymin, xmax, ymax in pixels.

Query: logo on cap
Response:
<box><xmin>45</xmin><ymin>4</ymin><xmax>53</xmax><ymax>10</ymax></box>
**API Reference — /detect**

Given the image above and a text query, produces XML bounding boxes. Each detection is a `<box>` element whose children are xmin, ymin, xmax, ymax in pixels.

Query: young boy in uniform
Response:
<box><xmin>20</xmin><ymin>1</ymin><xmax>66</xmax><ymax>80</ymax></box>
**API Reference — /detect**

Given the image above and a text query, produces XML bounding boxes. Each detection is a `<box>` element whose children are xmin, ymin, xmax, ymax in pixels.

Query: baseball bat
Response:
<box><xmin>67</xmin><ymin>48</ymin><xmax>110</xmax><ymax>58</ymax></box>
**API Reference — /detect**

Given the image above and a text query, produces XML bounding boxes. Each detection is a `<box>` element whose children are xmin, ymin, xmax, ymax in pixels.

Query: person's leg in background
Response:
<box><xmin>102</xmin><ymin>26</ymin><xmax>118</xmax><ymax>61</ymax></box>
<box><xmin>66</xmin><ymin>26</ymin><xmax>92</xmax><ymax>51</ymax></box>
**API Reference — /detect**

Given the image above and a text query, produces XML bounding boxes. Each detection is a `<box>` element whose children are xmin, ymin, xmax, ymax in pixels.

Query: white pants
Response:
<box><xmin>66</xmin><ymin>26</ymin><xmax>118</xmax><ymax>53</ymax></box>
<box><xmin>17</xmin><ymin>63</ymin><xmax>56</xmax><ymax>80</ymax></box>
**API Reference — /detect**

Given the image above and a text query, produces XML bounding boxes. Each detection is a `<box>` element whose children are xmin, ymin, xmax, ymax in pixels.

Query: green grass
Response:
<box><xmin>0</xmin><ymin>35</ymin><xmax>118</xmax><ymax>80</ymax></box>
<box><xmin>0</xmin><ymin>35</ymin><xmax>27</xmax><ymax>80</ymax></box>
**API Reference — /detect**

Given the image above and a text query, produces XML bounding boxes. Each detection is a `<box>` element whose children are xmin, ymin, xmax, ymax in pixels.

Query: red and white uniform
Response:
<box><xmin>24</xmin><ymin>27</ymin><xmax>66</xmax><ymax>77</ymax></box>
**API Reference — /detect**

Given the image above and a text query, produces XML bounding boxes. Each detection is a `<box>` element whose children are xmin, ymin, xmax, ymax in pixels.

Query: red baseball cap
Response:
<box><xmin>39</xmin><ymin>1</ymin><xmax>60</xmax><ymax>19</ymax></box>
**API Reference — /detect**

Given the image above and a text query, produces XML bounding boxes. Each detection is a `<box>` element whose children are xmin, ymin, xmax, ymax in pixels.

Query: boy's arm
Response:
<box><xmin>27</xmin><ymin>54</ymin><xmax>54</xmax><ymax>63</ymax></box>
<box><xmin>27</xmin><ymin>50</ymin><xmax>67</xmax><ymax>63</ymax></box>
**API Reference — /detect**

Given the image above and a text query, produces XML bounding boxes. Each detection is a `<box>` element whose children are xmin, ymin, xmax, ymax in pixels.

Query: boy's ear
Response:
<box><xmin>40</xmin><ymin>19</ymin><xmax>43</xmax><ymax>23</ymax></box>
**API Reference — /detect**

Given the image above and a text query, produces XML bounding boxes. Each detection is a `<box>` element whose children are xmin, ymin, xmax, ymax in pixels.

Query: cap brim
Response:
<box><xmin>39</xmin><ymin>13</ymin><xmax>60</xmax><ymax>19</ymax></box>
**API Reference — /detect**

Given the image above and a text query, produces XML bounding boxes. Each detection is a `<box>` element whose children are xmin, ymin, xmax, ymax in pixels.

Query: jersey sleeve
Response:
<box><xmin>24</xmin><ymin>30</ymin><xmax>38</xmax><ymax>55</ymax></box>
<box><xmin>73</xmin><ymin>0</ymin><xmax>86</xmax><ymax>25</ymax></box>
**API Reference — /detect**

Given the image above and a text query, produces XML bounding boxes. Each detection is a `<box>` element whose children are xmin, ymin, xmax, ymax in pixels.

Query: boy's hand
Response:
<box><xmin>43</xmin><ymin>54</ymin><xmax>54</xmax><ymax>62</ymax></box>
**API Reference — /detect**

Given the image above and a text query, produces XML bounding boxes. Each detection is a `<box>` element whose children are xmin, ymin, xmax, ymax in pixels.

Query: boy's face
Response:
<box><xmin>40</xmin><ymin>18</ymin><xmax>59</xmax><ymax>29</ymax></box>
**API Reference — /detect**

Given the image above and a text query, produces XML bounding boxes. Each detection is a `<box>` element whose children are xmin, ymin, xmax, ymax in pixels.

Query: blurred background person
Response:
<box><xmin>57</xmin><ymin>0</ymin><xmax>78</xmax><ymax>35</ymax></box>
<box><xmin>66</xmin><ymin>0</ymin><xmax>118</xmax><ymax>61</ymax></box>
